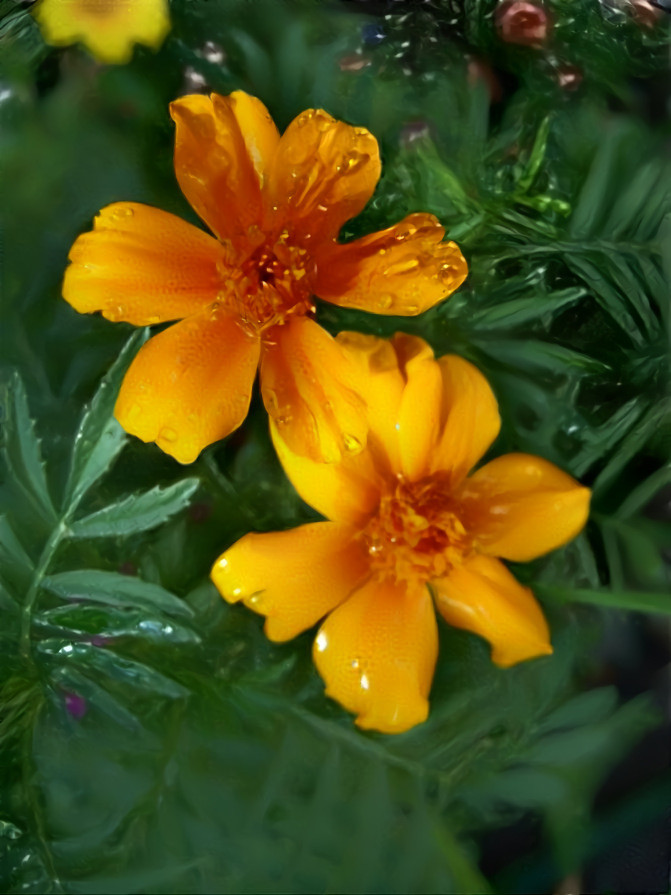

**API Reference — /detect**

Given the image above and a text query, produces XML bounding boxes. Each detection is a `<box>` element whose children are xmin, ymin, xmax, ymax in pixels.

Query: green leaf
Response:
<box><xmin>0</xmin><ymin>514</ymin><xmax>34</xmax><ymax>593</ymax></box>
<box><xmin>42</xmin><ymin>570</ymin><xmax>193</xmax><ymax>618</ymax></box>
<box><xmin>536</xmin><ymin>583</ymin><xmax>671</xmax><ymax>615</ymax></box>
<box><xmin>69</xmin><ymin>479</ymin><xmax>200</xmax><ymax>539</ymax></box>
<box><xmin>63</xmin><ymin>331</ymin><xmax>147</xmax><ymax>512</ymax></box>
<box><xmin>1</xmin><ymin>374</ymin><xmax>55</xmax><ymax>523</ymax></box>
<box><xmin>35</xmin><ymin>604</ymin><xmax>200</xmax><ymax>646</ymax></box>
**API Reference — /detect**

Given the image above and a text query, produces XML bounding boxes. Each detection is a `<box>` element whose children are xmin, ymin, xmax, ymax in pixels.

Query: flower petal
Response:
<box><xmin>335</xmin><ymin>332</ymin><xmax>406</xmax><ymax>473</ymax></box>
<box><xmin>396</xmin><ymin>342</ymin><xmax>443</xmax><ymax>482</ymax></box>
<box><xmin>270</xmin><ymin>421</ymin><xmax>382</xmax><ymax>526</ymax></box>
<box><xmin>313</xmin><ymin>577</ymin><xmax>438</xmax><ymax>733</ymax></box>
<box><xmin>265</xmin><ymin>109</ymin><xmax>381</xmax><ymax>244</ymax></box>
<box><xmin>211</xmin><ymin>521</ymin><xmax>369</xmax><ymax>642</ymax></box>
<box><xmin>260</xmin><ymin>317</ymin><xmax>367</xmax><ymax>463</ymax></box>
<box><xmin>431</xmin><ymin>355</ymin><xmax>501</xmax><ymax>483</ymax></box>
<box><xmin>115</xmin><ymin>306</ymin><xmax>260</xmax><ymax>464</ymax></box>
<box><xmin>35</xmin><ymin>0</ymin><xmax>170</xmax><ymax>63</ymax></box>
<box><xmin>312</xmin><ymin>213</ymin><xmax>467</xmax><ymax>315</ymax></box>
<box><xmin>63</xmin><ymin>203</ymin><xmax>226</xmax><ymax>325</ymax></box>
<box><xmin>228</xmin><ymin>91</ymin><xmax>280</xmax><ymax>182</ymax></box>
<box><xmin>459</xmin><ymin>454</ymin><xmax>591</xmax><ymax>561</ymax></box>
<box><xmin>432</xmin><ymin>554</ymin><xmax>552</xmax><ymax>667</ymax></box>
<box><xmin>169</xmin><ymin>93</ymin><xmax>264</xmax><ymax>244</ymax></box>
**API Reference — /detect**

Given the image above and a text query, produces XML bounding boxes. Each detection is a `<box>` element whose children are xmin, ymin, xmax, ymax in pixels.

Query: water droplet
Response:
<box><xmin>344</xmin><ymin>433</ymin><xmax>362</xmax><ymax>452</ymax></box>
<box><xmin>377</xmin><ymin>294</ymin><xmax>394</xmax><ymax>310</ymax></box>
<box><xmin>315</xmin><ymin>631</ymin><xmax>328</xmax><ymax>652</ymax></box>
<box><xmin>265</xmin><ymin>389</ymin><xmax>280</xmax><ymax>412</ymax></box>
<box><xmin>317</xmin><ymin>204</ymin><xmax>327</xmax><ymax>212</ymax></box>
<box><xmin>248</xmin><ymin>593</ymin><xmax>264</xmax><ymax>608</ymax></box>
<box><xmin>360</xmin><ymin>673</ymin><xmax>370</xmax><ymax>691</ymax></box>
<box><xmin>405</xmin><ymin>304</ymin><xmax>419</xmax><ymax>314</ymax></box>
<box><xmin>147</xmin><ymin>315</ymin><xmax>160</xmax><ymax>325</ymax></box>
<box><xmin>159</xmin><ymin>427</ymin><xmax>178</xmax><ymax>443</ymax></box>
<box><xmin>127</xmin><ymin>403</ymin><xmax>143</xmax><ymax>421</ymax></box>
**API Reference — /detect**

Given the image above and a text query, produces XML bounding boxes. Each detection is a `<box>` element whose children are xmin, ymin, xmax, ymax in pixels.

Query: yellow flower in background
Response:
<box><xmin>62</xmin><ymin>92</ymin><xmax>467</xmax><ymax>464</ymax></box>
<box><xmin>212</xmin><ymin>334</ymin><xmax>590</xmax><ymax>734</ymax></box>
<box><xmin>33</xmin><ymin>0</ymin><xmax>170</xmax><ymax>64</ymax></box>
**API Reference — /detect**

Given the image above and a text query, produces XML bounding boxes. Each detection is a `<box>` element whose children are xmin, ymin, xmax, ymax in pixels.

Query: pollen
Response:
<box><xmin>359</xmin><ymin>473</ymin><xmax>472</xmax><ymax>585</ymax></box>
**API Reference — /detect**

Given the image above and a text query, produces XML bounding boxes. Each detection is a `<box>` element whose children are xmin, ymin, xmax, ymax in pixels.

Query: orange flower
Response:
<box><xmin>33</xmin><ymin>0</ymin><xmax>170</xmax><ymax>64</ymax></box>
<box><xmin>63</xmin><ymin>92</ymin><xmax>467</xmax><ymax>464</ymax></box>
<box><xmin>211</xmin><ymin>334</ymin><xmax>590</xmax><ymax>734</ymax></box>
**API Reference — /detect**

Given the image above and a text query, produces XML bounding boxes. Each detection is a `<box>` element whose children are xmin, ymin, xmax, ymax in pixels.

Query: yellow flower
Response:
<box><xmin>62</xmin><ymin>92</ymin><xmax>467</xmax><ymax>464</ymax></box>
<box><xmin>211</xmin><ymin>334</ymin><xmax>591</xmax><ymax>734</ymax></box>
<box><xmin>33</xmin><ymin>0</ymin><xmax>170</xmax><ymax>64</ymax></box>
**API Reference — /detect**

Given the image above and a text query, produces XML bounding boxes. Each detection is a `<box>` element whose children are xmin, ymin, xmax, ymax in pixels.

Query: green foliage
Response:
<box><xmin>1</xmin><ymin>0</ymin><xmax>669</xmax><ymax>892</ymax></box>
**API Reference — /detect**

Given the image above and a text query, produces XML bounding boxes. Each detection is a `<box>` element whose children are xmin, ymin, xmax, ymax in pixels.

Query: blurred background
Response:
<box><xmin>1</xmin><ymin>1</ymin><xmax>669</xmax><ymax>892</ymax></box>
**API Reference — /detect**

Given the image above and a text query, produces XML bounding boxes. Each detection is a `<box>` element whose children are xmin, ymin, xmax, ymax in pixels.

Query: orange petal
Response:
<box><xmin>270</xmin><ymin>421</ymin><xmax>382</xmax><ymax>526</ymax></box>
<box><xmin>459</xmin><ymin>454</ymin><xmax>591</xmax><ymax>562</ymax></box>
<box><xmin>260</xmin><ymin>317</ymin><xmax>367</xmax><ymax>463</ymax></box>
<box><xmin>432</xmin><ymin>554</ymin><xmax>552</xmax><ymax>667</ymax></box>
<box><xmin>115</xmin><ymin>306</ymin><xmax>260</xmax><ymax>464</ymax></box>
<box><xmin>169</xmin><ymin>93</ymin><xmax>264</xmax><ymax>244</ymax></box>
<box><xmin>265</xmin><ymin>109</ymin><xmax>381</xmax><ymax>244</ymax></box>
<box><xmin>228</xmin><ymin>91</ymin><xmax>280</xmax><ymax>182</ymax></box>
<box><xmin>63</xmin><ymin>203</ymin><xmax>226</xmax><ymax>325</ymax></box>
<box><xmin>335</xmin><ymin>332</ymin><xmax>406</xmax><ymax>473</ymax></box>
<box><xmin>396</xmin><ymin>342</ymin><xmax>443</xmax><ymax>482</ymax></box>
<box><xmin>312</xmin><ymin>213</ymin><xmax>467</xmax><ymax>315</ymax></box>
<box><xmin>431</xmin><ymin>355</ymin><xmax>501</xmax><ymax>484</ymax></box>
<box><xmin>313</xmin><ymin>577</ymin><xmax>438</xmax><ymax>733</ymax></box>
<box><xmin>211</xmin><ymin>521</ymin><xmax>369</xmax><ymax>642</ymax></box>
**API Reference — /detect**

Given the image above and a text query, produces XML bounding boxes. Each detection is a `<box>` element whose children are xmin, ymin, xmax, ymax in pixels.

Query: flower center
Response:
<box><xmin>359</xmin><ymin>474</ymin><xmax>471</xmax><ymax>584</ymax></box>
<box><xmin>218</xmin><ymin>233</ymin><xmax>315</xmax><ymax>336</ymax></box>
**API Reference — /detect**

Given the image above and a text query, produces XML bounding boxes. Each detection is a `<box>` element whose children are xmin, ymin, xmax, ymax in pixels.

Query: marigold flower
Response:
<box><xmin>62</xmin><ymin>92</ymin><xmax>467</xmax><ymax>464</ymax></box>
<box><xmin>211</xmin><ymin>334</ymin><xmax>590</xmax><ymax>734</ymax></box>
<box><xmin>33</xmin><ymin>0</ymin><xmax>170</xmax><ymax>64</ymax></box>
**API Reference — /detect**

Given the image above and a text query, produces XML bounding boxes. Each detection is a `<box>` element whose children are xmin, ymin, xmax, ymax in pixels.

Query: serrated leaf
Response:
<box><xmin>42</xmin><ymin>570</ymin><xmax>193</xmax><ymax>618</ymax></box>
<box><xmin>1</xmin><ymin>374</ymin><xmax>56</xmax><ymax>522</ymax></box>
<box><xmin>36</xmin><ymin>640</ymin><xmax>189</xmax><ymax>700</ymax></box>
<box><xmin>63</xmin><ymin>331</ymin><xmax>147</xmax><ymax>512</ymax></box>
<box><xmin>0</xmin><ymin>514</ymin><xmax>34</xmax><ymax>593</ymax></box>
<box><xmin>69</xmin><ymin>479</ymin><xmax>200</xmax><ymax>539</ymax></box>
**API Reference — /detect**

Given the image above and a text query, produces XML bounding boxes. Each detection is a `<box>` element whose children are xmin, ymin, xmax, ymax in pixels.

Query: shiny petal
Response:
<box><xmin>432</xmin><ymin>554</ymin><xmax>552</xmax><ymax>667</ymax></box>
<box><xmin>313</xmin><ymin>577</ymin><xmax>438</xmax><ymax>733</ymax></box>
<box><xmin>211</xmin><ymin>521</ymin><xmax>369</xmax><ymax>642</ymax></box>
<box><xmin>265</xmin><ymin>109</ymin><xmax>381</xmax><ymax>244</ymax></box>
<box><xmin>312</xmin><ymin>213</ymin><xmax>467</xmax><ymax>315</ymax></box>
<box><xmin>459</xmin><ymin>454</ymin><xmax>591</xmax><ymax>562</ymax></box>
<box><xmin>63</xmin><ymin>203</ymin><xmax>226</xmax><ymax>325</ymax></box>
<box><xmin>115</xmin><ymin>306</ymin><xmax>260</xmax><ymax>464</ymax></box>
<box><xmin>396</xmin><ymin>344</ymin><xmax>443</xmax><ymax>482</ymax></box>
<box><xmin>431</xmin><ymin>355</ymin><xmax>501</xmax><ymax>483</ymax></box>
<box><xmin>228</xmin><ymin>91</ymin><xmax>280</xmax><ymax>182</ymax></box>
<box><xmin>270</xmin><ymin>421</ymin><xmax>382</xmax><ymax>526</ymax></box>
<box><xmin>35</xmin><ymin>0</ymin><xmax>170</xmax><ymax>63</ymax></box>
<box><xmin>260</xmin><ymin>317</ymin><xmax>367</xmax><ymax>463</ymax></box>
<box><xmin>170</xmin><ymin>93</ymin><xmax>263</xmax><ymax>244</ymax></box>
<box><xmin>335</xmin><ymin>332</ymin><xmax>406</xmax><ymax>473</ymax></box>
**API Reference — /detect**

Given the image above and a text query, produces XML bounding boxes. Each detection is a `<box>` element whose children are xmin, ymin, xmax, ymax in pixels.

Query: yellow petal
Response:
<box><xmin>115</xmin><ymin>306</ymin><xmax>260</xmax><ymax>464</ymax></box>
<box><xmin>432</xmin><ymin>554</ymin><xmax>552</xmax><ymax>667</ymax></box>
<box><xmin>169</xmin><ymin>93</ymin><xmax>263</xmax><ymax>244</ymax></box>
<box><xmin>270</xmin><ymin>421</ymin><xmax>382</xmax><ymax>526</ymax></box>
<box><xmin>63</xmin><ymin>203</ymin><xmax>226</xmax><ymax>325</ymax></box>
<box><xmin>228</xmin><ymin>91</ymin><xmax>280</xmax><ymax>182</ymax></box>
<box><xmin>396</xmin><ymin>344</ymin><xmax>443</xmax><ymax>482</ymax></box>
<box><xmin>265</xmin><ymin>109</ymin><xmax>381</xmax><ymax>245</ymax></box>
<box><xmin>211</xmin><ymin>521</ymin><xmax>369</xmax><ymax>642</ymax></box>
<box><xmin>313</xmin><ymin>577</ymin><xmax>438</xmax><ymax>734</ymax></box>
<box><xmin>459</xmin><ymin>454</ymin><xmax>591</xmax><ymax>562</ymax></box>
<box><xmin>335</xmin><ymin>332</ymin><xmax>406</xmax><ymax>473</ymax></box>
<box><xmin>260</xmin><ymin>317</ymin><xmax>367</xmax><ymax>464</ymax></box>
<box><xmin>312</xmin><ymin>213</ymin><xmax>467</xmax><ymax>315</ymax></box>
<box><xmin>34</xmin><ymin>0</ymin><xmax>170</xmax><ymax>63</ymax></box>
<box><xmin>431</xmin><ymin>355</ymin><xmax>501</xmax><ymax>484</ymax></box>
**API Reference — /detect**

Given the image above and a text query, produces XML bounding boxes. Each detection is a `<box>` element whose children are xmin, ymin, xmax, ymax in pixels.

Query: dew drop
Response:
<box><xmin>344</xmin><ymin>433</ymin><xmax>362</xmax><ymax>452</ymax></box>
<box><xmin>315</xmin><ymin>631</ymin><xmax>328</xmax><ymax>652</ymax></box>
<box><xmin>265</xmin><ymin>389</ymin><xmax>280</xmax><ymax>412</ymax></box>
<box><xmin>377</xmin><ymin>294</ymin><xmax>394</xmax><ymax>310</ymax></box>
<box><xmin>360</xmin><ymin>673</ymin><xmax>370</xmax><ymax>691</ymax></box>
<box><xmin>147</xmin><ymin>315</ymin><xmax>160</xmax><ymax>325</ymax></box>
<box><xmin>127</xmin><ymin>402</ymin><xmax>143</xmax><ymax>421</ymax></box>
<box><xmin>159</xmin><ymin>427</ymin><xmax>178</xmax><ymax>443</ymax></box>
